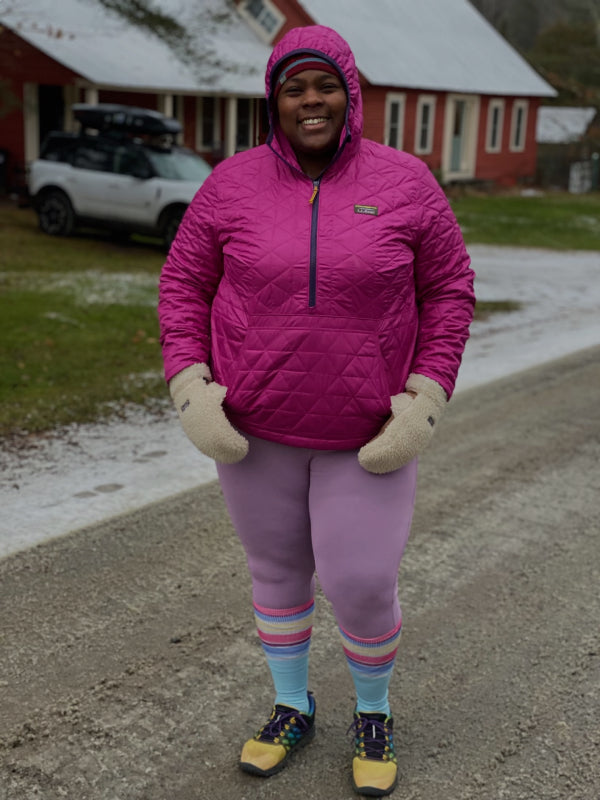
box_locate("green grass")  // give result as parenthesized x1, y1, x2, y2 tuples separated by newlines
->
(473, 300, 522, 320)
(0, 205, 166, 435)
(453, 191, 600, 250)
(1, 190, 598, 436)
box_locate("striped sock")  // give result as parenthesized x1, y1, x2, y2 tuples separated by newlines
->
(340, 618, 403, 716)
(254, 600, 315, 713)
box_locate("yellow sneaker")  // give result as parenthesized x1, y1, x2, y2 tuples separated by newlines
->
(350, 711, 398, 797)
(240, 693, 315, 777)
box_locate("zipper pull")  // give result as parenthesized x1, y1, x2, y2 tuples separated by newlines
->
(309, 181, 319, 204)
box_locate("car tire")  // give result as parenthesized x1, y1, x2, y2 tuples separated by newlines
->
(161, 207, 185, 250)
(37, 190, 75, 236)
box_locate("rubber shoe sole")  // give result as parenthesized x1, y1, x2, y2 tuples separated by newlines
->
(352, 771, 398, 797)
(240, 725, 316, 777)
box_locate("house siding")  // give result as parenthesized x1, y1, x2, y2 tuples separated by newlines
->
(269, 0, 545, 187)
(0, 1, 551, 195)
(476, 96, 540, 184)
(0, 28, 82, 192)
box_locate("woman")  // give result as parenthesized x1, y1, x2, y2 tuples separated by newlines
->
(159, 24, 475, 798)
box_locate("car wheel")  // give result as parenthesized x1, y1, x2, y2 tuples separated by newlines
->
(37, 190, 75, 236)
(161, 207, 184, 250)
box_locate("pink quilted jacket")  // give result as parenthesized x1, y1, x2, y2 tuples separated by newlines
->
(159, 25, 475, 450)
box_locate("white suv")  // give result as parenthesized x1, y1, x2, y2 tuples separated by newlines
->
(28, 104, 212, 248)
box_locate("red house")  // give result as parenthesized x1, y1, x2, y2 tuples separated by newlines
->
(242, 0, 557, 185)
(0, 0, 555, 196)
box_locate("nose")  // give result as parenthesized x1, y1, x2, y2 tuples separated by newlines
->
(302, 86, 324, 105)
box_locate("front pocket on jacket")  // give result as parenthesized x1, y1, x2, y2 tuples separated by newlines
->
(221, 315, 392, 423)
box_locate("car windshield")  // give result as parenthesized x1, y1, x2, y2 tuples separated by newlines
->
(145, 147, 212, 182)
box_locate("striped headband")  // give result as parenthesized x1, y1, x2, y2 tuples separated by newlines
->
(273, 55, 341, 97)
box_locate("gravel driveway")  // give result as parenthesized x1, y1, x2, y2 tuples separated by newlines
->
(1, 345, 598, 800)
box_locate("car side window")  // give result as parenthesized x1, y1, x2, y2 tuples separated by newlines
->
(114, 146, 152, 178)
(43, 145, 69, 162)
(72, 141, 115, 173)
(41, 136, 77, 162)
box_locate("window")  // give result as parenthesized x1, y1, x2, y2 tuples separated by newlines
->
(510, 100, 528, 152)
(486, 99, 504, 153)
(236, 98, 254, 151)
(72, 141, 115, 172)
(238, 0, 285, 42)
(385, 93, 405, 150)
(415, 95, 435, 154)
(114, 145, 152, 179)
(196, 96, 221, 152)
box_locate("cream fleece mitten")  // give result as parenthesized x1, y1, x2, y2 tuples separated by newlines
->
(358, 373, 447, 474)
(169, 363, 249, 464)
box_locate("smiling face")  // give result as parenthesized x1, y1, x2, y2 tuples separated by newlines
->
(276, 69, 347, 178)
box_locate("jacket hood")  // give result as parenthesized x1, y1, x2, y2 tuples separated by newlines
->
(265, 25, 363, 170)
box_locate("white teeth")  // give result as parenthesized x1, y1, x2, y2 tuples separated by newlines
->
(302, 118, 327, 126)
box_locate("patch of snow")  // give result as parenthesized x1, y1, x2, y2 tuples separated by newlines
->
(1, 245, 599, 560)
(456, 245, 600, 390)
(4, 269, 159, 306)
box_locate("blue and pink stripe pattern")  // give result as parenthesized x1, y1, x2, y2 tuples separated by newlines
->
(254, 600, 315, 659)
(340, 618, 403, 676)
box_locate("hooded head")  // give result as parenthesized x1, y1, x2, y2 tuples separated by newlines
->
(265, 26, 363, 170)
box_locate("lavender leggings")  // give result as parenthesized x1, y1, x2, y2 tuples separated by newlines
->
(217, 435, 418, 639)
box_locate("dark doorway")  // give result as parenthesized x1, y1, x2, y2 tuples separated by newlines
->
(38, 85, 65, 146)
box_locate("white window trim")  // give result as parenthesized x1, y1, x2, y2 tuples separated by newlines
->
(510, 100, 528, 153)
(237, 0, 285, 43)
(414, 94, 436, 155)
(157, 94, 184, 143)
(63, 85, 78, 132)
(486, 99, 505, 153)
(225, 97, 237, 159)
(385, 92, 406, 150)
(157, 94, 174, 119)
(23, 83, 39, 163)
(195, 96, 221, 153)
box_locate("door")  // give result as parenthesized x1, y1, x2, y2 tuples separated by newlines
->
(68, 140, 158, 223)
(442, 95, 480, 182)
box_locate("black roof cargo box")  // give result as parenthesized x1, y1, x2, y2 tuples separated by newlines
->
(72, 103, 182, 136)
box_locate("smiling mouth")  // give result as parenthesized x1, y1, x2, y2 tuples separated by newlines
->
(301, 117, 329, 127)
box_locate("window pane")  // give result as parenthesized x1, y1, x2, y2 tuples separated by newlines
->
(491, 107, 499, 148)
(246, 0, 263, 18)
(262, 10, 278, 31)
(453, 101, 465, 136)
(237, 98, 251, 149)
(72, 143, 113, 172)
(419, 104, 430, 151)
(202, 97, 215, 149)
(515, 108, 523, 146)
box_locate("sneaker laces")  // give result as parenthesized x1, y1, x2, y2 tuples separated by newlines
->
(257, 705, 311, 743)
(348, 713, 395, 761)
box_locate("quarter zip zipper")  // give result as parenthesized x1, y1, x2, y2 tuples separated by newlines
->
(308, 179, 320, 308)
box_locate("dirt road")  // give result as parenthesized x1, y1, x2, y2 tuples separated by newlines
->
(1, 346, 599, 800)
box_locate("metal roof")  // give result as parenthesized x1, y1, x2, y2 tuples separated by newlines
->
(0, 0, 270, 95)
(299, 0, 556, 97)
(536, 107, 597, 144)
(1, 0, 556, 98)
